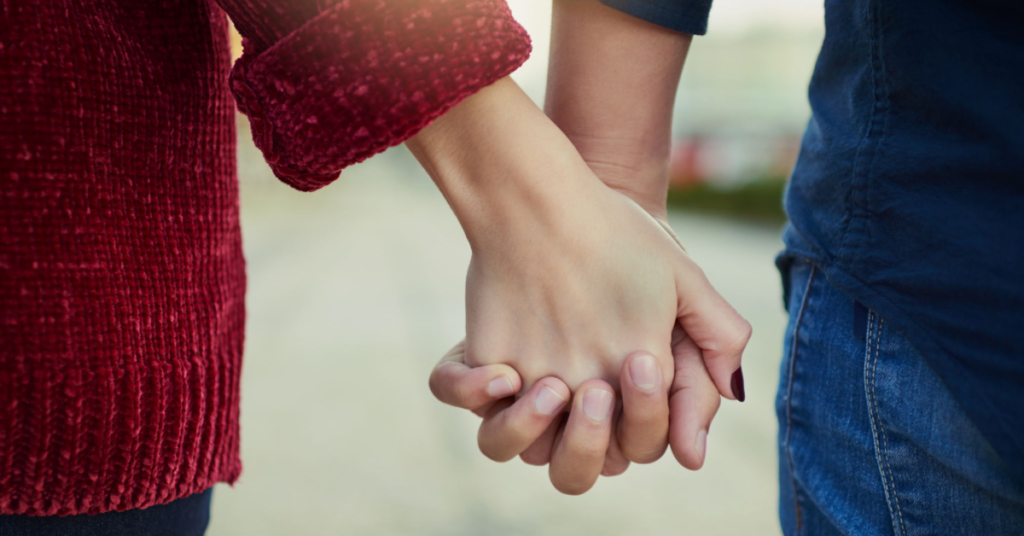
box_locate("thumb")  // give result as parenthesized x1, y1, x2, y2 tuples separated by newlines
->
(673, 257, 751, 401)
(667, 325, 721, 469)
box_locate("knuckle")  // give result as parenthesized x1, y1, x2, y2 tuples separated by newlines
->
(429, 377, 459, 406)
(710, 392, 722, 413)
(624, 398, 667, 420)
(569, 439, 607, 460)
(427, 373, 444, 401)
(429, 363, 467, 406)
(602, 462, 628, 477)
(722, 321, 752, 356)
(481, 449, 513, 463)
(520, 449, 551, 466)
(674, 450, 702, 471)
(552, 477, 593, 496)
(621, 417, 662, 444)
(739, 318, 753, 343)
(477, 438, 514, 463)
(449, 380, 475, 407)
(672, 360, 709, 391)
(622, 442, 668, 464)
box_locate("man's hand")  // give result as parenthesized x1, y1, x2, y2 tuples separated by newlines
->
(543, 0, 743, 476)
(409, 76, 747, 399)
(409, 75, 749, 494)
(429, 325, 722, 494)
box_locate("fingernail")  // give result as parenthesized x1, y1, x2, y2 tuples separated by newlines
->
(535, 386, 566, 416)
(582, 389, 613, 421)
(628, 353, 659, 392)
(731, 367, 746, 402)
(486, 376, 514, 398)
(696, 429, 707, 462)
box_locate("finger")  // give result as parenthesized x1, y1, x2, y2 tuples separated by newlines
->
(520, 417, 562, 466)
(478, 397, 512, 419)
(617, 351, 671, 463)
(471, 401, 498, 418)
(429, 340, 523, 409)
(667, 327, 721, 470)
(477, 377, 570, 462)
(602, 408, 630, 477)
(674, 258, 752, 401)
(549, 379, 615, 495)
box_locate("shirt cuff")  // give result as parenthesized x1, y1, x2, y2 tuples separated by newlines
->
(599, 0, 713, 36)
(228, 0, 531, 191)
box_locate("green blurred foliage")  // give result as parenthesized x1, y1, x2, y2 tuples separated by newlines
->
(667, 177, 788, 225)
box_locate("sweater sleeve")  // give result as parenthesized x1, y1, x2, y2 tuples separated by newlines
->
(215, 0, 532, 191)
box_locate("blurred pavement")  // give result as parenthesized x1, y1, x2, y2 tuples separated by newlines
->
(206, 139, 789, 536)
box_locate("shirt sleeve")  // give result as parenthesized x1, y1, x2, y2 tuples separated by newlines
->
(599, 0, 713, 36)
(215, 0, 532, 191)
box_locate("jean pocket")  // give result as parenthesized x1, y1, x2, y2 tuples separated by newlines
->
(863, 311, 1024, 535)
(776, 255, 813, 314)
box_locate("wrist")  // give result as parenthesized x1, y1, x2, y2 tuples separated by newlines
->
(407, 77, 596, 250)
(561, 132, 671, 220)
(544, 0, 690, 221)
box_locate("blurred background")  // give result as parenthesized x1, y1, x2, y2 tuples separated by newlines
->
(209, 1, 823, 534)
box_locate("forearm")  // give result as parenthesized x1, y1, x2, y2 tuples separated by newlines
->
(545, 0, 692, 218)
(407, 77, 596, 250)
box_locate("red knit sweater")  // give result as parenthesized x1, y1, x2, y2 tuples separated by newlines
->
(0, 0, 529, 516)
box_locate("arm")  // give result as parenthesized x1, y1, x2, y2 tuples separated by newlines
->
(545, 0, 746, 468)
(546, 0, 692, 221)
(216, 0, 530, 190)
(407, 76, 687, 395)
(409, 76, 749, 491)
(547, 0, 745, 416)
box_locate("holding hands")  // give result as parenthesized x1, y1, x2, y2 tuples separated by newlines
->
(406, 1, 750, 495)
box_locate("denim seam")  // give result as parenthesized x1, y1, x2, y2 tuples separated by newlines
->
(866, 315, 907, 536)
(784, 264, 817, 534)
(839, 0, 891, 270)
(855, 0, 891, 267)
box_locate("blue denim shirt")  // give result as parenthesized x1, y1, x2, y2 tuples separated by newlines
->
(605, 0, 1024, 479)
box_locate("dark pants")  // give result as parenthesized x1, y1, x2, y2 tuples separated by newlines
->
(0, 488, 212, 536)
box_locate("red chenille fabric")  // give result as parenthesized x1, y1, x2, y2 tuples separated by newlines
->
(0, 0, 530, 516)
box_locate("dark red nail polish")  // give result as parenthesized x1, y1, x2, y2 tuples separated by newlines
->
(731, 367, 746, 402)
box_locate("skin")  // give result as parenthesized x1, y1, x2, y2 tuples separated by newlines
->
(545, 0, 690, 222)
(407, 1, 751, 494)
(543, 0, 732, 473)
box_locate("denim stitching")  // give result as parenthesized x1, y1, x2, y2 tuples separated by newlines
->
(866, 316, 907, 535)
(784, 264, 817, 534)
(864, 314, 893, 528)
(839, 0, 891, 268)
(875, 320, 907, 535)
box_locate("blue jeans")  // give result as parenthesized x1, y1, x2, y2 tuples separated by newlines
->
(0, 488, 212, 536)
(776, 258, 1024, 535)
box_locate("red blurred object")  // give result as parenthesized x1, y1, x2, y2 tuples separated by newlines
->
(669, 137, 706, 188)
